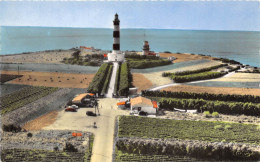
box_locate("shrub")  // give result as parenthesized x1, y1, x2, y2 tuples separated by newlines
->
(54, 146, 59, 151)
(3, 124, 22, 132)
(214, 125, 223, 130)
(127, 59, 171, 69)
(63, 143, 78, 152)
(118, 62, 131, 96)
(141, 90, 260, 103)
(125, 54, 159, 60)
(87, 63, 111, 94)
(212, 112, 219, 118)
(116, 138, 260, 161)
(157, 98, 260, 116)
(169, 72, 226, 83)
(101, 65, 113, 95)
(113, 64, 121, 95)
(27, 133, 33, 138)
(224, 125, 232, 130)
(174, 64, 227, 76)
(203, 111, 211, 118)
(220, 58, 241, 64)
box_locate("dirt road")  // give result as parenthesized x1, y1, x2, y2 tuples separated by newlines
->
(44, 98, 128, 162)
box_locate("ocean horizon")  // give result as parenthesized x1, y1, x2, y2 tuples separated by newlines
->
(1, 26, 260, 67)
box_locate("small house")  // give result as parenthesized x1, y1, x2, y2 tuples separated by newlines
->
(130, 96, 158, 115)
(72, 93, 95, 106)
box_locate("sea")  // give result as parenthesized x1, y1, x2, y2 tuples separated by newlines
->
(1, 26, 260, 67)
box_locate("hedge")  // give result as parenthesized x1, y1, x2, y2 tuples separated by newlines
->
(113, 64, 121, 95)
(101, 65, 113, 95)
(168, 72, 226, 83)
(172, 64, 227, 76)
(158, 98, 260, 116)
(116, 138, 260, 161)
(125, 54, 159, 60)
(142, 90, 260, 103)
(128, 59, 172, 69)
(118, 62, 131, 96)
(87, 63, 110, 94)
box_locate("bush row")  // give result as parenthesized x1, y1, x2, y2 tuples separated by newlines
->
(168, 72, 226, 83)
(101, 65, 113, 95)
(113, 64, 121, 95)
(128, 59, 172, 69)
(116, 138, 260, 161)
(2, 124, 22, 132)
(164, 64, 227, 76)
(220, 58, 242, 64)
(158, 98, 260, 116)
(125, 54, 159, 60)
(118, 62, 131, 96)
(227, 65, 240, 72)
(142, 90, 260, 103)
(87, 63, 110, 94)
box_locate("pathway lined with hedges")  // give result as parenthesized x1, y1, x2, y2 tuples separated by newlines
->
(106, 62, 119, 98)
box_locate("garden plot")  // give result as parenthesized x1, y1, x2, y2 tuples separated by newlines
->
(1, 130, 92, 162)
(1, 70, 95, 88)
(162, 85, 260, 96)
(118, 116, 260, 145)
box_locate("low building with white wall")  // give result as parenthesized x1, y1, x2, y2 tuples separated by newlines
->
(130, 96, 158, 115)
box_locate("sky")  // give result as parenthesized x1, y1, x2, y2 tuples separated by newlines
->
(0, 1, 260, 31)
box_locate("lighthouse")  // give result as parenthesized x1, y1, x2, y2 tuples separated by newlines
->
(108, 13, 125, 62)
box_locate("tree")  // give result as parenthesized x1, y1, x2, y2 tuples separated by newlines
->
(72, 50, 81, 60)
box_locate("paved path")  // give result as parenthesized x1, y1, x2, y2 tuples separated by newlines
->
(44, 98, 128, 162)
(106, 62, 119, 98)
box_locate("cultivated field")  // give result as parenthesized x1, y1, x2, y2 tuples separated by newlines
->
(1, 70, 95, 88)
(162, 85, 260, 96)
(23, 111, 59, 131)
(118, 116, 260, 145)
(0, 86, 58, 115)
(1, 130, 92, 161)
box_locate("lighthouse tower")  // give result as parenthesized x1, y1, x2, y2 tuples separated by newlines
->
(108, 13, 125, 62)
(142, 41, 150, 55)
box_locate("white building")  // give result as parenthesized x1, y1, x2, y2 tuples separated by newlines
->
(130, 96, 158, 115)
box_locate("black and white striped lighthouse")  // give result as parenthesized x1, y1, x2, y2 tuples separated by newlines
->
(108, 13, 125, 62)
(113, 13, 120, 52)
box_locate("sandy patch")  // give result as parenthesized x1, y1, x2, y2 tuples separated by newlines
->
(0, 50, 74, 64)
(132, 73, 153, 92)
(211, 73, 260, 82)
(142, 60, 222, 87)
(1, 70, 95, 88)
(22, 111, 58, 131)
(159, 53, 215, 63)
(162, 85, 260, 96)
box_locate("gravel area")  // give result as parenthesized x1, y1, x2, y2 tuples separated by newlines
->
(158, 110, 260, 125)
(1, 88, 85, 126)
(1, 130, 91, 152)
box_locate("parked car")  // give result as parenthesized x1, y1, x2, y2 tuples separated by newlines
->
(65, 107, 77, 112)
(86, 111, 96, 116)
(71, 105, 79, 109)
